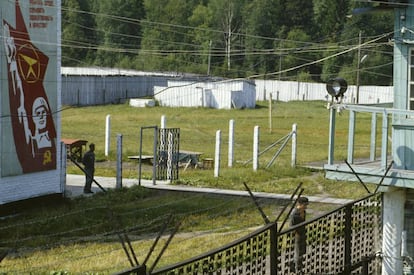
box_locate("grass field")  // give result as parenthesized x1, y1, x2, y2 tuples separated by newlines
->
(62, 100, 377, 198)
(62, 100, 350, 164)
(0, 101, 380, 273)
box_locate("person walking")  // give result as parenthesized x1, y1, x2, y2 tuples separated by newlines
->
(82, 143, 95, 194)
(290, 196, 309, 274)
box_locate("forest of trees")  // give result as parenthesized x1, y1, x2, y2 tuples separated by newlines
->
(61, 0, 395, 85)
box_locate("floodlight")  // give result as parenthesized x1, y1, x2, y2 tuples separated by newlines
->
(326, 77, 348, 103)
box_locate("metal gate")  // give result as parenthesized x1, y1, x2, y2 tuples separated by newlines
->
(156, 128, 180, 180)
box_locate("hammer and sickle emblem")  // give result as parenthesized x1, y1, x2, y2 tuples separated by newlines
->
(43, 150, 52, 165)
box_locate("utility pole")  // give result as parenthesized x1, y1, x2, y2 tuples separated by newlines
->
(227, 22, 231, 70)
(207, 40, 212, 76)
(356, 31, 362, 104)
(225, 3, 234, 71)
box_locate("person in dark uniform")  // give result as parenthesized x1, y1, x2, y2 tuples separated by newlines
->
(82, 143, 95, 194)
(290, 196, 309, 273)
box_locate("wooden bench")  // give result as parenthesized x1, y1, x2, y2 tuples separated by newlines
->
(178, 150, 203, 167)
(128, 155, 154, 165)
(128, 150, 203, 167)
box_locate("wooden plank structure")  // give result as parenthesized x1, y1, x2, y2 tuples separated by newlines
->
(128, 151, 203, 167)
(324, 104, 414, 188)
(128, 155, 154, 164)
(177, 150, 203, 167)
(324, 1, 414, 273)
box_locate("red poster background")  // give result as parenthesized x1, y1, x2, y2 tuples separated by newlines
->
(3, 0, 56, 173)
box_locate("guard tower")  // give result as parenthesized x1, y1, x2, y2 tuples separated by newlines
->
(324, 1, 414, 274)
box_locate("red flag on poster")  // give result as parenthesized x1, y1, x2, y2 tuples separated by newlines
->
(3, 0, 56, 173)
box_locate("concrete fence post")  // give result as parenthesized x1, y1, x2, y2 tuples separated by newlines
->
(105, 114, 111, 157)
(291, 123, 297, 168)
(253, 126, 260, 171)
(60, 141, 67, 193)
(161, 115, 166, 129)
(116, 134, 122, 189)
(214, 130, 221, 177)
(228, 119, 234, 167)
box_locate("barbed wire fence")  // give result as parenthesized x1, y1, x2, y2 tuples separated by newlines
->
(0, 185, 286, 273)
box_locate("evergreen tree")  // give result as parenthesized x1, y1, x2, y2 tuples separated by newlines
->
(314, 0, 350, 41)
(94, 0, 145, 67)
(62, 0, 96, 66)
(243, 0, 280, 76)
(139, 0, 199, 72)
(281, 29, 317, 80)
(338, 9, 394, 85)
(207, 0, 246, 76)
(188, 4, 214, 74)
(279, 0, 314, 36)
(60, 0, 395, 84)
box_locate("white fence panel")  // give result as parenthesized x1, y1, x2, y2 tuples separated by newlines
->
(155, 80, 256, 109)
(62, 72, 394, 106)
(255, 80, 393, 104)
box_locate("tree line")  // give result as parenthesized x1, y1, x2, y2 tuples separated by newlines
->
(62, 0, 394, 85)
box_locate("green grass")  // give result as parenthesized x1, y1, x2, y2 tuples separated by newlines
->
(63, 100, 378, 198)
(0, 185, 337, 274)
(63, 100, 351, 163)
(0, 101, 379, 273)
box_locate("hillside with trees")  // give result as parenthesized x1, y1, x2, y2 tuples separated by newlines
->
(62, 0, 394, 85)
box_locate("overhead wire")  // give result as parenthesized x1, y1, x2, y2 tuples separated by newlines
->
(0, 3, 397, 272)
(3, 0, 387, 84)
(59, 4, 394, 65)
(57, 11, 396, 83)
(1, 190, 269, 272)
(247, 31, 394, 79)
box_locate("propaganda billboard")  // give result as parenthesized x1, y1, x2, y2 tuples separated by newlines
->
(1, 0, 58, 176)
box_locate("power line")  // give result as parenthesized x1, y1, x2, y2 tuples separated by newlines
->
(247, 32, 394, 79)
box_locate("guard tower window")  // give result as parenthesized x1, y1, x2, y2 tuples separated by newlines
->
(409, 48, 414, 110)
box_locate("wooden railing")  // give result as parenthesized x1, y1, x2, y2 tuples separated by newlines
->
(145, 193, 382, 275)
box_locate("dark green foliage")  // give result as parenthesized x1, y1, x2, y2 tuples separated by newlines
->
(61, 0, 394, 84)
(62, 0, 97, 65)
